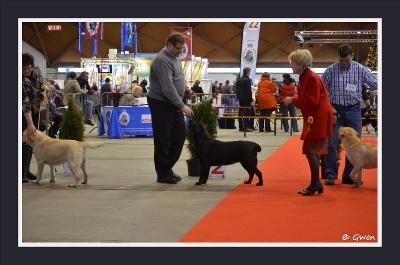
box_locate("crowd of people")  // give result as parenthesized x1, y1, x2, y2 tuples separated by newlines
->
(22, 40, 377, 196)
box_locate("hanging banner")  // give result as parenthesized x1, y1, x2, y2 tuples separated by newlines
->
(92, 39, 97, 57)
(121, 22, 125, 53)
(239, 22, 261, 83)
(83, 22, 103, 39)
(78, 22, 82, 55)
(133, 22, 138, 56)
(124, 22, 133, 47)
(169, 28, 192, 61)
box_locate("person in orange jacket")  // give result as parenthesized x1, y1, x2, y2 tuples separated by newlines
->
(256, 72, 277, 132)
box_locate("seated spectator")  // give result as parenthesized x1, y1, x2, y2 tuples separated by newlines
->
(101, 77, 112, 105)
(40, 86, 65, 138)
(90, 81, 99, 94)
(140, 79, 148, 93)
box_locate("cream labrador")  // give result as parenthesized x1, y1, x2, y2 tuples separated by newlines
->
(338, 126, 378, 187)
(22, 130, 105, 187)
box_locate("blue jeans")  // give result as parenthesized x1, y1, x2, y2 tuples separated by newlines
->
(84, 100, 93, 121)
(279, 102, 298, 132)
(325, 103, 362, 179)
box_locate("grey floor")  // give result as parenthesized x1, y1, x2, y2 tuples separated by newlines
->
(21, 118, 312, 246)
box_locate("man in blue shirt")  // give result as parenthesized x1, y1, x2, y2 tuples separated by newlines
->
(322, 44, 377, 185)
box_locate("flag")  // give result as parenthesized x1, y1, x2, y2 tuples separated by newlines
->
(124, 22, 133, 47)
(84, 22, 103, 39)
(78, 22, 82, 54)
(239, 22, 261, 82)
(170, 28, 192, 61)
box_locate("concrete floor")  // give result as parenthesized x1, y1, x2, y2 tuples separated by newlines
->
(21, 118, 307, 246)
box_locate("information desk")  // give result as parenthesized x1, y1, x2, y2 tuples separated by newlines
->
(98, 106, 153, 138)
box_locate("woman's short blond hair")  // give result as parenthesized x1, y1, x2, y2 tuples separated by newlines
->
(288, 49, 313, 68)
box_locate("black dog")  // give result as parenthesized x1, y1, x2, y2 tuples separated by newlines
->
(188, 120, 263, 186)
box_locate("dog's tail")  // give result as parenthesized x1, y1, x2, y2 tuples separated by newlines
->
(80, 141, 105, 149)
(254, 143, 262, 152)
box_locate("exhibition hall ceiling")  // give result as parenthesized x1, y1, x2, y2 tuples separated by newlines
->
(22, 21, 378, 69)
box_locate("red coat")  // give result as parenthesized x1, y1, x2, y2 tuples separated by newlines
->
(257, 77, 277, 110)
(278, 82, 296, 103)
(292, 68, 333, 140)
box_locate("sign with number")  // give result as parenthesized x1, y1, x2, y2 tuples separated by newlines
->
(47, 25, 62, 31)
(209, 165, 226, 179)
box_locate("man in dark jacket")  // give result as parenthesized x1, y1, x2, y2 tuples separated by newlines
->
(236, 67, 254, 132)
(76, 71, 94, 125)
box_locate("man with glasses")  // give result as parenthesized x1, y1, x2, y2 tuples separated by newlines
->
(147, 33, 194, 184)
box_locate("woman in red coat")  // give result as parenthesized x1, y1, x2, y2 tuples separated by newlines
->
(284, 49, 333, 195)
(256, 72, 277, 132)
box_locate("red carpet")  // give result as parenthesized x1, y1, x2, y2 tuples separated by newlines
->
(179, 135, 379, 244)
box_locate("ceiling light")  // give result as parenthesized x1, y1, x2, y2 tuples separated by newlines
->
(293, 34, 304, 47)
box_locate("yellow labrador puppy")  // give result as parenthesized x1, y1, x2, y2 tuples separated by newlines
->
(22, 130, 104, 187)
(338, 126, 378, 187)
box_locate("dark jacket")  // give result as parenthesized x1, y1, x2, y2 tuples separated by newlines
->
(76, 76, 90, 91)
(236, 75, 253, 106)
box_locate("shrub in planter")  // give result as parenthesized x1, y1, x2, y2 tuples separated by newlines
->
(186, 96, 219, 176)
(59, 98, 85, 141)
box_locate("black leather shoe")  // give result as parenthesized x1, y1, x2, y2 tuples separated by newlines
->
(157, 175, 178, 184)
(86, 120, 95, 126)
(325, 177, 335, 185)
(26, 171, 37, 180)
(298, 184, 323, 195)
(265, 129, 273, 132)
(169, 170, 182, 181)
(22, 176, 30, 183)
(244, 128, 253, 132)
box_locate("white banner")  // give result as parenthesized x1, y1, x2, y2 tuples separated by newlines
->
(240, 22, 261, 84)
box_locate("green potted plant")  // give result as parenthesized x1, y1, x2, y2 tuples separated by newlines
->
(59, 98, 86, 141)
(58, 98, 86, 174)
(186, 95, 219, 176)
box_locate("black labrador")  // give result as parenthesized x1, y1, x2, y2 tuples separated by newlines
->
(188, 120, 263, 186)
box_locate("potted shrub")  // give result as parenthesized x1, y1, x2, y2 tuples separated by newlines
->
(58, 98, 86, 174)
(186, 95, 219, 176)
(59, 98, 85, 141)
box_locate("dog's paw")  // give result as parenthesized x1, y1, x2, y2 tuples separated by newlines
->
(50, 179, 55, 183)
(68, 184, 77, 187)
(33, 181, 40, 184)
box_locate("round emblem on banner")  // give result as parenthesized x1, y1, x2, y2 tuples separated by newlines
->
(119, 110, 130, 125)
(177, 43, 189, 60)
(242, 43, 256, 65)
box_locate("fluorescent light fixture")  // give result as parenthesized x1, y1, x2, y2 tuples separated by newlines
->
(207, 68, 327, 74)
(57, 67, 84, 73)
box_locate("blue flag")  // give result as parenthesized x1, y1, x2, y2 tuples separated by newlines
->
(124, 22, 133, 47)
